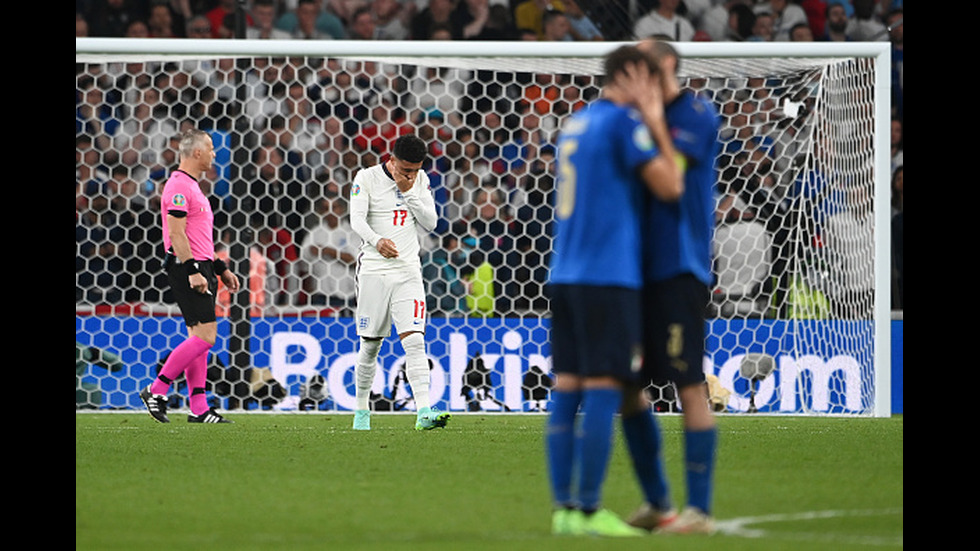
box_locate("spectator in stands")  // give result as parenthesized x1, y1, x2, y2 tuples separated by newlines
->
(77, 12, 91, 36)
(247, 0, 292, 39)
(220, 222, 278, 315)
(697, 0, 745, 41)
(890, 164, 903, 216)
(846, 0, 886, 41)
(762, 0, 809, 41)
(76, 134, 108, 198)
(371, 0, 411, 39)
(76, 192, 132, 303)
(562, 0, 603, 41)
(253, 215, 301, 307)
(184, 14, 213, 38)
(276, 0, 347, 38)
(451, 0, 492, 40)
(76, 77, 120, 156)
(147, 1, 180, 38)
(516, 27, 538, 40)
(299, 196, 358, 311)
(632, 0, 695, 41)
(506, 153, 554, 312)
(494, 109, 551, 181)
(427, 22, 454, 40)
(287, 0, 337, 39)
(462, 185, 514, 271)
(206, 0, 252, 38)
(725, 1, 757, 41)
(114, 86, 178, 178)
(354, 100, 413, 154)
(87, 0, 145, 37)
(106, 165, 148, 222)
(541, 8, 572, 41)
(820, 0, 849, 41)
(411, 0, 455, 40)
(789, 22, 814, 41)
(748, 10, 774, 41)
(800, 0, 827, 39)
(467, 3, 518, 40)
(421, 233, 474, 316)
(306, 114, 347, 182)
(229, 143, 305, 235)
(325, 0, 368, 25)
(347, 6, 378, 38)
(513, 0, 564, 40)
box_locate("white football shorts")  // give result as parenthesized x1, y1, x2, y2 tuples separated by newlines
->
(355, 270, 427, 338)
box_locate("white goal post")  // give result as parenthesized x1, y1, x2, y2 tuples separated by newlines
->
(75, 38, 892, 417)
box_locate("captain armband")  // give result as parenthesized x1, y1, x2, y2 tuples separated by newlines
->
(674, 152, 688, 174)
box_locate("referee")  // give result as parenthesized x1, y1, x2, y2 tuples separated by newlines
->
(139, 129, 240, 424)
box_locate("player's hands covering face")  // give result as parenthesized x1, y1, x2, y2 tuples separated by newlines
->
(389, 157, 422, 193)
(619, 60, 664, 121)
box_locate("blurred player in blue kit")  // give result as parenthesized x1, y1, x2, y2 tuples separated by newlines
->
(546, 44, 684, 537)
(620, 37, 723, 535)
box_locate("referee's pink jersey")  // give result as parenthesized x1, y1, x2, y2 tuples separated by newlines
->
(160, 170, 214, 261)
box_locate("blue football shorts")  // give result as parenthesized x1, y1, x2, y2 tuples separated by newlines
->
(549, 283, 644, 384)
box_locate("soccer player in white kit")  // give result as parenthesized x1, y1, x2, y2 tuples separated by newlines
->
(348, 134, 450, 431)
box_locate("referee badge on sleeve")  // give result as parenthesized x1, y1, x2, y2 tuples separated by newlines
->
(173, 193, 186, 207)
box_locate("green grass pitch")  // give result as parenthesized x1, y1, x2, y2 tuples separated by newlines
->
(76, 413, 902, 551)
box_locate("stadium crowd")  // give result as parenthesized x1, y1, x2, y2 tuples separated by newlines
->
(76, 0, 905, 316)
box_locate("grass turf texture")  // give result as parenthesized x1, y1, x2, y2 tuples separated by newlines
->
(76, 413, 902, 551)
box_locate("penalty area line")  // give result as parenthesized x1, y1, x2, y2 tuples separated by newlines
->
(715, 508, 903, 547)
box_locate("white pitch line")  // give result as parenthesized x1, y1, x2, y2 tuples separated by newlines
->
(715, 508, 903, 547)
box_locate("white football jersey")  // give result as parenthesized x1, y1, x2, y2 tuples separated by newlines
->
(349, 163, 438, 275)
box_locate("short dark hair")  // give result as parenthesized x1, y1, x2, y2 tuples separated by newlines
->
(392, 134, 427, 163)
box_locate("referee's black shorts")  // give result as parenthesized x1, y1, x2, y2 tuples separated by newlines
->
(166, 256, 218, 326)
(642, 274, 710, 389)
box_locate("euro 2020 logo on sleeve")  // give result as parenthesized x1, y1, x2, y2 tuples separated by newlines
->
(173, 193, 186, 207)
(632, 125, 654, 152)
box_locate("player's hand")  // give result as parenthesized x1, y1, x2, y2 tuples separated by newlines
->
(392, 170, 415, 193)
(189, 272, 209, 294)
(376, 238, 399, 258)
(620, 60, 663, 118)
(221, 270, 241, 293)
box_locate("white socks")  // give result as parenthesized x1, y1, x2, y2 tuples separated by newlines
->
(354, 334, 430, 411)
(401, 332, 430, 411)
(355, 338, 382, 411)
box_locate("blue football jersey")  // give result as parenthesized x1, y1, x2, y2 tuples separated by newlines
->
(644, 91, 722, 286)
(549, 99, 660, 288)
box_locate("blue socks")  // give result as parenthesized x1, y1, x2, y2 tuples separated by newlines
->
(576, 388, 622, 512)
(550, 388, 705, 516)
(546, 389, 581, 507)
(684, 427, 717, 515)
(622, 408, 672, 511)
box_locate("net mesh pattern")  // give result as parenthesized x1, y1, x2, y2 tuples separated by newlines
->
(76, 46, 880, 415)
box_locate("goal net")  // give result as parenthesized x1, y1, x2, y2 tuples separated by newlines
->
(75, 39, 892, 416)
